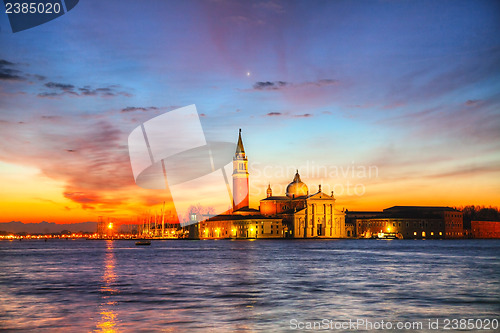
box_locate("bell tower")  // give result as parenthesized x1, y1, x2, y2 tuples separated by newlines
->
(267, 184, 272, 198)
(233, 129, 249, 211)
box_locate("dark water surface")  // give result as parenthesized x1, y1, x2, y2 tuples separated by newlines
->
(0, 239, 499, 332)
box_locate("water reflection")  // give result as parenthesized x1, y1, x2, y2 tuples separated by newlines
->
(1, 240, 498, 332)
(94, 240, 119, 333)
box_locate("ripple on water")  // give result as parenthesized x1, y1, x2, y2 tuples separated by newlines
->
(0, 239, 499, 332)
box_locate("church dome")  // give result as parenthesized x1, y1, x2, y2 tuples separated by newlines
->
(286, 171, 308, 198)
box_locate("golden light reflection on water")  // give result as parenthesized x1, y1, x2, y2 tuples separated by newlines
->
(94, 240, 119, 333)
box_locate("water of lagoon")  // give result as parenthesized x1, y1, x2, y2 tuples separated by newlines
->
(0, 239, 499, 332)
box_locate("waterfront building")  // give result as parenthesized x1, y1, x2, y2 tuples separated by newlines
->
(189, 211, 284, 239)
(470, 221, 500, 238)
(346, 206, 464, 239)
(189, 130, 347, 239)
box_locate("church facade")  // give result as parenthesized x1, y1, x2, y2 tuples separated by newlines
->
(260, 173, 346, 238)
(188, 130, 347, 239)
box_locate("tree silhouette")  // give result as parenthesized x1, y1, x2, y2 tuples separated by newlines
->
(458, 205, 500, 229)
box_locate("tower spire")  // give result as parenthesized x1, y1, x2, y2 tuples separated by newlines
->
(235, 128, 245, 156)
(233, 129, 249, 211)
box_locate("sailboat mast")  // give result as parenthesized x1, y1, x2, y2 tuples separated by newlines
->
(161, 201, 165, 238)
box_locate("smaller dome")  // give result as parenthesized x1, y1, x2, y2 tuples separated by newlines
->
(286, 171, 308, 198)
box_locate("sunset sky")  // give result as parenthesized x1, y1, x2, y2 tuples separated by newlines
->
(0, 0, 499, 224)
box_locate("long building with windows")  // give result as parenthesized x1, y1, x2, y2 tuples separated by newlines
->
(346, 206, 464, 239)
(188, 130, 347, 239)
(470, 221, 500, 238)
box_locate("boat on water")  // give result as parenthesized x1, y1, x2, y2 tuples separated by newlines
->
(135, 240, 151, 246)
(373, 232, 402, 239)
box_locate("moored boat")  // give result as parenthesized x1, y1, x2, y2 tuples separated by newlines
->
(373, 232, 402, 239)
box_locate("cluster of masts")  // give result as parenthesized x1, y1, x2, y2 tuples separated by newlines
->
(137, 202, 179, 238)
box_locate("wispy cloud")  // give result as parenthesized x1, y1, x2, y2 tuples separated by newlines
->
(264, 111, 313, 118)
(45, 82, 75, 90)
(0, 59, 25, 81)
(250, 79, 338, 91)
(380, 93, 500, 146)
(386, 47, 500, 104)
(63, 191, 100, 204)
(465, 99, 481, 107)
(227, 15, 265, 25)
(121, 106, 159, 113)
(40, 115, 64, 122)
(0, 59, 47, 82)
(253, 81, 288, 90)
(0, 115, 158, 212)
(79, 85, 131, 97)
(253, 0, 285, 14)
(1, 59, 132, 100)
(38, 82, 132, 98)
(427, 163, 500, 179)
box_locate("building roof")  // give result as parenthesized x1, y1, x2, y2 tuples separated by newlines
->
(204, 213, 280, 222)
(286, 170, 308, 198)
(346, 211, 385, 217)
(260, 195, 307, 201)
(232, 207, 261, 215)
(383, 206, 459, 212)
(261, 196, 291, 201)
(346, 206, 461, 220)
(383, 206, 460, 218)
(307, 191, 335, 200)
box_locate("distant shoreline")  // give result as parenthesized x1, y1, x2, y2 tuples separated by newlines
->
(75, 237, 493, 241)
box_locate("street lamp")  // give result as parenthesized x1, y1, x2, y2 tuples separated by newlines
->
(107, 222, 114, 239)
